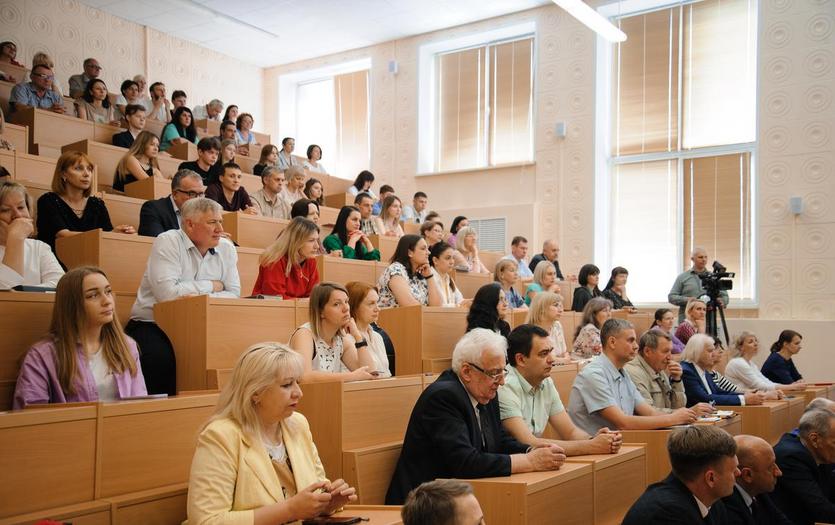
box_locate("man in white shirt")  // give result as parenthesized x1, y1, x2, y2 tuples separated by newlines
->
(401, 192, 428, 223)
(143, 81, 172, 123)
(192, 99, 224, 122)
(125, 198, 240, 395)
(502, 236, 534, 282)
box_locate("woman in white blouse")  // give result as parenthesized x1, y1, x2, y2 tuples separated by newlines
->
(0, 182, 63, 289)
(303, 144, 327, 174)
(525, 291, 571, 363)
(429, 241, 468, 308)
(346, 281, 392, 378)
(373, 195, 405, 238)
(724, 331, 805, 393)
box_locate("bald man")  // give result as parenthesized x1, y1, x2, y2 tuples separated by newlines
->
(529, 239, 565, 280)
(722, 435, 791, 525)
(668, 246, 730, 321)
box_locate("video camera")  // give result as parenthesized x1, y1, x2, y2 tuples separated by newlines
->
(699, 260, 734, 303)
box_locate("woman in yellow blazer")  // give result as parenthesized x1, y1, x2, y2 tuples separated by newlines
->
(187, 343, 357, 524)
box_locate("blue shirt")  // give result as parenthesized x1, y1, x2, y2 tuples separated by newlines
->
(10, 82, 64, 113)
(567, 353, 645, 435)
(502, 254, 533, 279)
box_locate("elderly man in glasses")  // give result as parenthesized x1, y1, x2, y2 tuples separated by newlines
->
(385, 328, 566, 505)
(68, 57, 102, 99)
(138, 169, 206, 237)
(9, 64, 65, 114)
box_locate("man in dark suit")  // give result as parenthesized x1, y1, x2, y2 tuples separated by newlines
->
(623, 425, 737, 524)
(111, 104, 146, 149)
(723, 435, 792, 525)
(138, 169, 205, 237)
(528, 239, 569, 280)
(385, 328, 566, 505)
(772, 408, 835, 525)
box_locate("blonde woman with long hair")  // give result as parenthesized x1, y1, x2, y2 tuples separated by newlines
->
(13, 266, 146, 408)
(373, 194, 405, 238)
(724, 331, 803, 394)
(113, 130, 163, 192)
(525, 291, 570, 362)
(494, 258, 526, 309)
(187, 343, 357, 523)
(252, 217, 320, 298)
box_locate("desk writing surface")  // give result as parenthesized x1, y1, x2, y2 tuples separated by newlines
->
(331, 506, 403, 525)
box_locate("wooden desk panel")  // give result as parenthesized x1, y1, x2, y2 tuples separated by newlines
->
(240, 173, 261, 194)
(454, 271, 492, 299)
(237, 246, 260, 296)
(802, 386, 829, 405)
(0, 148, 14, 177)
(92, 123, 125, 144)
(10, 107, 95, 153)
(716, 402, 788, 444)
(316, 255, 377, 287)
(319, 206, 339, 227)
(125, 175, 170, 201)
(343, 441, 402, 505)
(102, 193, 143, 228)
(783, 396, 804, 430)
(2, 122, 28, 153)
(195, 119, 220, 136)
(3, 499, 112, 525)
(15, 151, 56, 186)
(331, 506, 403, 525)
(222, 212, 287, 249)
(377, 306, 467, 375)
(57, 230, 153, 293)
(550, 363, 579, 406)
(325, 193, 353, 208)
(105, 483, 188, 525)
(157, 155, 182, 179)
(167, 141, 197, 161)
(369, 235, 398, 263)
(0, 63, 28, 85)
(479, 251, 504, 274)
(252, 131, 271, 146)
(0, 79, 12, 116)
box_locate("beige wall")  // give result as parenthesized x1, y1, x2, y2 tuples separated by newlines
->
(0, 1, 263, 124)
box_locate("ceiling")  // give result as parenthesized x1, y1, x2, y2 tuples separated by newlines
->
(80, 0, 553, 68)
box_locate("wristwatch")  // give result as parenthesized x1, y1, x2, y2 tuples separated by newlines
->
(355, 339, 368, 349)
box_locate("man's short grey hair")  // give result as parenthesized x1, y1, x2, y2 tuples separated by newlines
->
(799, 409, 835, 439)
(600, 318, 633, 348)
(691, 246, 707, 257)
(805, 397, 835, 414)
(209, 98, 224, 108)
(639, 329, 671, 354)
(451, 328, 507, 374)
(181, 197, 221, 221)
(543, 239, 557, 250)
(171, 169, 203, 192)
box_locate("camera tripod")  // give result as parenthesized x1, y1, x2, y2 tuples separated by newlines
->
(705, 296, 730, 346)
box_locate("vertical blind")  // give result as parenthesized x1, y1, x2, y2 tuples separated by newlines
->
(334, 70, 370, 180)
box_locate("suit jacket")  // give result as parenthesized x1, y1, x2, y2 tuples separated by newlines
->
(681, 361, 742, 406)
(384, 369, 529, 504)
(622, 473, 729, 525)
(772, 431, 835, 525)
(138, 196, 179, 237)
(111, 130, 134, 149)
(723, 485, 792, 525)
(186, 414, 327, 525)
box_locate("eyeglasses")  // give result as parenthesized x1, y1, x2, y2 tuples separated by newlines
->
(87, 64, 102, 70)
(32, 72, 54, 80)
(467, 362, 509, 382)
(174, 189, 205, 198)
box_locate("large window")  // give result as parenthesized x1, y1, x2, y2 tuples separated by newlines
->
(606, 0, 757, 304)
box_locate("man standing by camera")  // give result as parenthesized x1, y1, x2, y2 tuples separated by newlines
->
(669, 247, 730, 322)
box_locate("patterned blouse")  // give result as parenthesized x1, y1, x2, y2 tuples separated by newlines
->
(571, 323, 602, 360)
(377, 262, 429, 308)
(292, 322, 346, 373)
(550, 321, 568, 357)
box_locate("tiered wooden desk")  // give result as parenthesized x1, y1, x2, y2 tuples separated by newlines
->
(550, 362, 580, 405)
(222, 212, 287, 249)
(454, 270, 492, 298)
(377, 305, 468, 375)
(316, 255, 378, 287)
(13, 151, 57, 185)
(369, 234, 399, 263)
(319, 205, 339, 226)
(324, 192, 354, 208)
(784, 395, 805, 429)
(330, 506, 403, 525)
(11, 107, 94, 154)
(166, 141, 197, 161)
(124, 175, 171, 201)
(716, 401, 789, 445)
(0, 121, 28, 152)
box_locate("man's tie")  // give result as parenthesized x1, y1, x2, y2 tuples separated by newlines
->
(477, 405, 495, 452)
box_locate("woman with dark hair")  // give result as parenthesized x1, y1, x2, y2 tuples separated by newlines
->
(377, 234, 442, 308)
(114, 79, 141, 118)
(235, 113, 257, 149)
(421, 220, 444, 249)
(761, 330, 805, 385)
(602, 266, 635, 310)
(304, 144, 326, 174)
(277, 137, 296, 170)
(430, 241, 465, 307)
(466, 282, 511, 338)
(571, 263, 602, 312)
(303, 178, 324, 206)
(650, 308, 685, 354)
(221, 104, 238, 124)
(447, 216, 469, 248)
(76, 79, 119, 125)
(322, 206, 380, 261)
(160, 106, 197, 152)
(348, 170, 377, 200)
(252, 144, 278, 176)
(571, 297, 612, 360)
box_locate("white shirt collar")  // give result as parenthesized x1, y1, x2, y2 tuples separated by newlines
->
(735, 483, 754, 509)
(693, 363, 712, 392)
(693, 495, 711, 518)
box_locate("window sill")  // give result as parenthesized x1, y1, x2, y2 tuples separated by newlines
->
(416, 161, 536, 178)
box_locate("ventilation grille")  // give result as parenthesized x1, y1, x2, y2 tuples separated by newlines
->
(469, 217, 506, 252)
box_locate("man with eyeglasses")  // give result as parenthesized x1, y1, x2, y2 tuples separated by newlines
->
(386, 328, 566, 505)
(9, 64, 65, 114)
(138, 169, 206, 237)
(68, 58, 102, 99)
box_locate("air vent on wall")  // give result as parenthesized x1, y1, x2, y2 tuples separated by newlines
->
(469, 217, 506, 252)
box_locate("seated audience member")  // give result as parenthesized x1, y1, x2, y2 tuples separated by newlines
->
(31, 52, 62, 96)
(303, 144, 326, 174)
(466, 283, 511, 338)
(772, 408, 835, 525)
(346, 281, 392, 377)
(253, 217, 319, 298)
(602, 266, 636, 310)
(725, 331, 806, 394)
(114, 79, 142, 119)
(386, 328, 565, 504)
(348, 170, 376, 199)
(191, 98, 223, 122)
(568, 318, 697, 435)
(624, 331, 713, 415)
(221, 104, 238, 124)
(651, 308, 685, 354)
(160, 106, 198, 152)
(674, 297, 707, 345)
(500, 324, 622, 454)
(377, 234, 442, 307)
(177, 136, 220, 185)
(571, 297, 612, 360)
(681, 334, 766, 407)
(126, 198, 239, 394)
(250, 167, 290, 219)
(502, 236, 533, 282)
(494, 259, 526, 309)
(761, 330, 805, 386)
(420, 220, 444, 249)
(424, 210, 441, 223)
(373, 194, 405, 238)
(112, 104, 146, 149)
(571, 263, 602, 312)
(113, 131, 162, 192)
(75, 78, 119, 125)
(13, 266, 146, 408)
(288, 282, 377, 381)
(525, 260, 560, 306)
(430, 241, 465, 307)
(143, 81, 171, 122)
(186, 343, 357, 524)
(210, 138, 237, 182)
(138, 169, 205, 237)
(372, 184, 393, 215)
(279, 166, 306, 207)
(401, 191, 428, 223)
(235, 113, 256, 151)
(133, 74, 149, 102)
(622, 425, 736, 524)
(710, 338, 778, 401)
(447, 216, 468, 248)
(528, 239, 567, 279)
(723, 435, 792, 525)
(277, 137, 297, 170)
(171, 89, 187, 109)
(525, 292, 569, 361)
(0, 182, 63, 289)
(453, 226, 488, 273)
(10, 64, 65, 114)
(37, 152, 135, 255)
(253, 144, 278, 176)
(401, 480, 482, 525)
(68, 57, 101, 99)
(219, 119, 236, 142)
(205, 162, 257, 214)
(303, 178, 324, 206)
(0, 41, 23, 67)
(290, 199, 329, 256)
(355, 192, 381, 235)
(323, 206, 380, 261)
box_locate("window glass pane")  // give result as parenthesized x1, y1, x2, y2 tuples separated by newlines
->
(296, 78, 336, 174)
(490, 38, 533, 165)
(334, 70, 370, 179)
(437, 47, 485, 171)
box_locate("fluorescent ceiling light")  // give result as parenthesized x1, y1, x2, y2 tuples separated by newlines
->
(551, 0, 627, 42)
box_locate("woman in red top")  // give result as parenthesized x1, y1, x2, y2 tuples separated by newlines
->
(252, 217, 320, 298)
